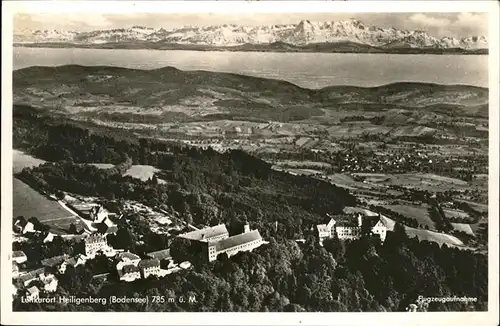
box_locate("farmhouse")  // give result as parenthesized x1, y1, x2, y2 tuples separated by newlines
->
(207, 225, 264, 262)
(138, 259, 161, 279)
(179, 224, 229, 243)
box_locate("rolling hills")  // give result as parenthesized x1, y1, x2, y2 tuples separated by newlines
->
(13, 65, 489, 125)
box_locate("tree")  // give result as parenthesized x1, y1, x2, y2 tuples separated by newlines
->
(170, 237, 193, 263)
(113, 227, 136, 251)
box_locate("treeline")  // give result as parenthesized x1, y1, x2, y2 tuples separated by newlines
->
(13, 230, 488, 312)
(427, 199, 453, 233)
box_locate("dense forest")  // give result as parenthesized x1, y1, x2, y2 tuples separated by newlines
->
(14, 105, 356, 240)
(12, 105, 488, 312)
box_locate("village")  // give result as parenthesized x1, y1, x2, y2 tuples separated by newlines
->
(10, 184, 395, 303)
(10, 190, 274, 302)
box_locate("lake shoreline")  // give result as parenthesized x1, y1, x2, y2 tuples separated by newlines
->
(13, 43, 488, 55)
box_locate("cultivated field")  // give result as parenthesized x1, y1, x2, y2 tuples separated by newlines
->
(360, 173, 471, 193)
(404, 227, 464, 247)
(13, 149, 82, 234)
(124, 165, 162, 181)
(451, 223, 475, 236)
(13, 178, 82, 234)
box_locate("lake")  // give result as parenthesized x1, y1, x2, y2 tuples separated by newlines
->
(13, 47, 488, 89)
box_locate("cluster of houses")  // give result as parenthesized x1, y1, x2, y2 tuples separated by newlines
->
(11, 196, 270, 303)
(316, 212, 388, 246)
(11, 205, 122, 299)
(179, 222, 266, 262)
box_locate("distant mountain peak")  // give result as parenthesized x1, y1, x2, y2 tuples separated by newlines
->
(14, 20, 488, 50)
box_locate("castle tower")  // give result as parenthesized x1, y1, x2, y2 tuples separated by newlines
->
(244, 222, 251, 233)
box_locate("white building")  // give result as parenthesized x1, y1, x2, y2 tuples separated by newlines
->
(207, 225, 264, 262)
(138, 259, 161, 279)
(316, 213, 388, 244)
(85, 233, 108, 258)
(317, 218, 336, 245)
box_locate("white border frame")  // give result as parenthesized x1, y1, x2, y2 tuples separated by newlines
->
(2, 2, 499, 325)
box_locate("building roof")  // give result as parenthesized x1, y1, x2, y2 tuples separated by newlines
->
(335, 216, 360, 227)
(65, 254, 87, 267)
(179, 224, 228, 242)
(117, 251, 141, 261)
(214, 230, 262, 252)
(105, 225, 118, 234)
(317, 224, 329, 233)
(138, 259, 160, 269)
(146, 249, 171, 261)
(18, 268, 46, 283)
(122, 265, 140, 274)
(41, 254, 69, 267)
(90, 205, 106, 215)
(26, 286, 39, 295)
(12, 251, 27, 258)
(364, 216, 385, 229)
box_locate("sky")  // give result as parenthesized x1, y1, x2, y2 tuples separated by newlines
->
(14, 12, 488, 38)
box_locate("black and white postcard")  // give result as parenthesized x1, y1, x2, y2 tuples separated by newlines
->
(1, 1, 499, 325)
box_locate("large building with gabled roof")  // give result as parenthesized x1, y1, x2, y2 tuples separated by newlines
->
(179, 224, 229, 243)
(207, 227, 264, 262)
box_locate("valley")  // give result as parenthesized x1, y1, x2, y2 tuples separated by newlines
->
(12, 65, 489, 252)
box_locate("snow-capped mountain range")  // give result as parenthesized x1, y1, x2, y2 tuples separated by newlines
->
(14, 20, 488, 50)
